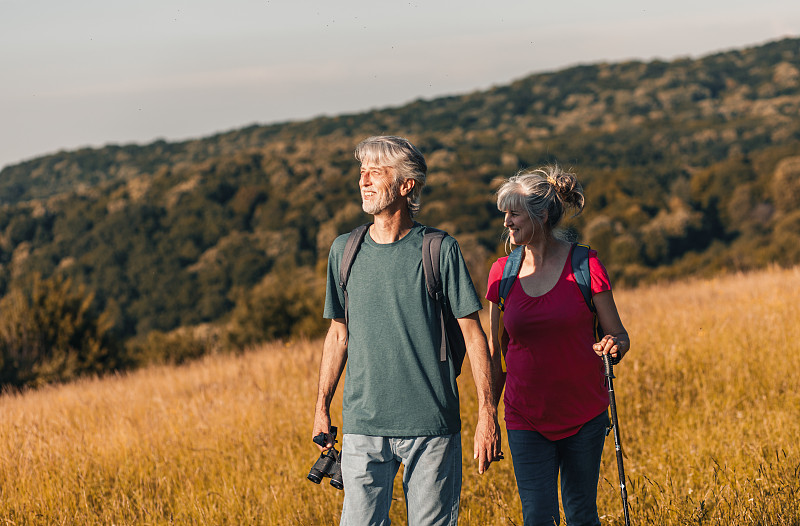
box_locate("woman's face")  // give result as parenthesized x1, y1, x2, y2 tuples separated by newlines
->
(504, 208, 534, 246)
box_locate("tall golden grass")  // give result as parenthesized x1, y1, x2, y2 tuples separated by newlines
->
(1, 265, 799, 525)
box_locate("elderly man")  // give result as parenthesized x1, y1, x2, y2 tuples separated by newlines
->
(312, 135, 502, 525)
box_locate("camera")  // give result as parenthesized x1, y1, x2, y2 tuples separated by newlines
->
(307, 426, 343, 490)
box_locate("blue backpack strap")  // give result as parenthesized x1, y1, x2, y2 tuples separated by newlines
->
(571, 242, 603, 341)
(422, 227, 447, 362)
(498, 246, 524, 311)
(571, 243, 594, 314)
(340, 223, 371, 342)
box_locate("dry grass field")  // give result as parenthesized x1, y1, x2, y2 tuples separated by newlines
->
(1, 265, 799, 525)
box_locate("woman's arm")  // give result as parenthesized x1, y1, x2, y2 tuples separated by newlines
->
(592, 290, 630, 362)
(488, 302, 507, 397)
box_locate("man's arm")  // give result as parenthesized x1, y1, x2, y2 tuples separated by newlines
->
(312, 318, 348, 450)
(458, 312, 502, 474)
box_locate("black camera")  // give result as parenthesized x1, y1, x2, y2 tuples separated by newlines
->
(307, 426, 343, 490)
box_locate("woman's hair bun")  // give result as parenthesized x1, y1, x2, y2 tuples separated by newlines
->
(546, 166, 585, 212)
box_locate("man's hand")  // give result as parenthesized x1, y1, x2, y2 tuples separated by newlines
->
(312, 410, 334, 451)
(458, 312, 503, 474)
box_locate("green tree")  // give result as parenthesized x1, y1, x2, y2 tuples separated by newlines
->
(224, 266, 327, 350)
(0, 274, 117, 388)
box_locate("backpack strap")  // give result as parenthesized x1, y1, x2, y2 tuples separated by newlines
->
(339, 224, 450, 362)
(571, 242, 603, 341)
(498, 246, 524, 311)
(571, 243, 594, 314)
(422, 228, 448, 362)
(340, 223, 371, 341)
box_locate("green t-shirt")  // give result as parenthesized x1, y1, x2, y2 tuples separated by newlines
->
(324, 223, 482, 436)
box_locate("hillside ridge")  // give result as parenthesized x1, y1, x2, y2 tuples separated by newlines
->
(0, 36, 798, 378)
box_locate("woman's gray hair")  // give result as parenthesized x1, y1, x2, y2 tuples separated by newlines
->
(355, 136, 427, 217)
(496, 164, 585, 245)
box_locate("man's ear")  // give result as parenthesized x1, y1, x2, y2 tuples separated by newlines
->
(398, 178, 415, 197)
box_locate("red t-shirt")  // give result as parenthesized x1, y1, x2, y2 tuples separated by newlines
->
(486, 245, 611, 440)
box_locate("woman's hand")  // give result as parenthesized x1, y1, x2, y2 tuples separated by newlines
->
(593, 334, 628, 362)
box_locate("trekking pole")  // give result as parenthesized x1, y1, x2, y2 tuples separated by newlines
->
(603, 354, 631, 526)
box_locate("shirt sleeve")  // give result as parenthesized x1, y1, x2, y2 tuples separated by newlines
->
(323, 235, 347, 319)
(441, 237, 483, 319)
(485, 257, 506, 305)
(588, 249, 612, 295)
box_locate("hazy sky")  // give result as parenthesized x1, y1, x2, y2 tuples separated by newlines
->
(1, 0, 798, 170)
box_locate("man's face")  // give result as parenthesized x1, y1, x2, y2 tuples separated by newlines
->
(359, 161, 399, 215)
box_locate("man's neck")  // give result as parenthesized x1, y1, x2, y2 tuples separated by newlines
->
(370, 210, 415, 244)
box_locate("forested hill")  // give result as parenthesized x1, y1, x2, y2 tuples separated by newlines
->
(1, 37, 799, 376)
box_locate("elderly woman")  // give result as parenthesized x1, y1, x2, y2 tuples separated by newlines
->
(486, 165, 630, 526)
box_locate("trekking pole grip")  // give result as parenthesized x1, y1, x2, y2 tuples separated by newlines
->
(602, 353, 615, 378)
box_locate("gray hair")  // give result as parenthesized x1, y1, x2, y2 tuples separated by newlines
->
(354, 136, 427, 217)
(496, 164, 585, 245)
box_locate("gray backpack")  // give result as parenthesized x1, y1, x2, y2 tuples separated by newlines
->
(339, 224, 467, 376)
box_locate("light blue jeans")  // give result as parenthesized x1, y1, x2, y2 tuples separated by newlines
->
(340, 433, 461, 526)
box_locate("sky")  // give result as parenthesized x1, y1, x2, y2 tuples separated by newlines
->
(1, 0, 798, 170)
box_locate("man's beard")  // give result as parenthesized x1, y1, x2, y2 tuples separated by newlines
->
(362, 182, 400, 215)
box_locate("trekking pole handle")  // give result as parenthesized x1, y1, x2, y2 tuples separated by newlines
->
(602, 353, 615, 379)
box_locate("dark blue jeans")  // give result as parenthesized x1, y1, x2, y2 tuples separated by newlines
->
(506, 411, 609, 526)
